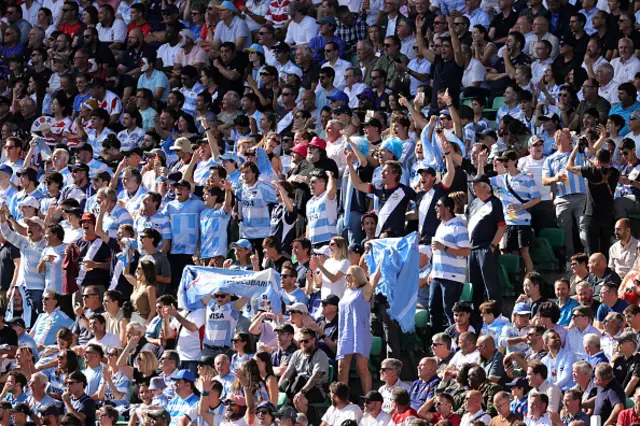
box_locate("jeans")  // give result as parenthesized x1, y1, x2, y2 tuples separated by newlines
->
(615, 195, 640, 219)
(554, 194, 586, 257)
(428, 278, 463, 333)
(337, 211, 366, 245)
(469, 247, 500, 328)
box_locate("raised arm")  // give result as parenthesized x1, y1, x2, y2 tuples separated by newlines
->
(345, 153, 371, 193)
(362, 266, 381, 301)
(415, 15, 435, 63)
(446, 15, 464, 67)
(566, 143, 582, 175)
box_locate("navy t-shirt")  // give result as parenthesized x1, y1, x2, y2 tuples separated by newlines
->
(370, 183, 416, 237)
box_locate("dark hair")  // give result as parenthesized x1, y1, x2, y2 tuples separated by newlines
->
(329, 382, 350, 401)
(104, 290, 122, 306)
(524, 271, 545, 289)
(141, 227, 162, 246)
(319, 67, 336, 79)
(125, 109, 143, 127)
(438, 195, 456, 216)
(621, 138, 636, 150)
(46, 224, 65, 241)
(537, 301, 560, 323)
(68, 370, 88, 385)
(620, 82, 637, 99)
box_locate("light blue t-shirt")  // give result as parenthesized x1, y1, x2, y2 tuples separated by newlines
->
(138, 70, 171, 102)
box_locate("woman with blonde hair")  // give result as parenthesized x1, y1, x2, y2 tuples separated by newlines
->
(309, 236, 350, 299)
(124, 260, 157, 323)
(118, 347, 158, 385)
(336, 265, 380, 394)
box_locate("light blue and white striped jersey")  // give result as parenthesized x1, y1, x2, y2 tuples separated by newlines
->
(204, 300, 238, 348)
(31, 309, 74, 346)
(399, 138, 417, 172)
(306, 191, 338, 244)
(118, 185, 148, 217)
(41, 243, 69, 295)
(199, 206, 231, 259)
(431, 216, 470, 284)
(180, 83, 206, 116)
(490, 173, 540, 225)
(0, 185, 17, 211)
(162, 199, 206, 255)
(542, 151, 587, 197)
(102, 205, 134, 239)
(26, 394, 61, 412)
(87, 159, 112, 178)
(496, 104, 521, 123)
(87, 128, 115, 158)
(100, 369, 131, 405)
(1, 222, 46, 290)
(237, 182, 277, 239)
(193, 158, 218, 186)
(85, 194, 99, 215)
(116, 127, 145, 151)
(167, 393, 200, 426)
(135, 212, 172, 253)
(227, 169, 241, 190)
(186, 398, 225, 426)
(463, 123, 476, 151)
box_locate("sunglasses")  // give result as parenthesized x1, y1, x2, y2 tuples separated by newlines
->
(82, 293, 98, 298)
(214, 294, 227, 299)
(232, 338, 244, 343)
(256, 411, 271, 416)
(299, 339, 310, 344)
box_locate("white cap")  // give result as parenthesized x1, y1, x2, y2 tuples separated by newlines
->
(24, 216, 45, 228)
(179, 29, 195, 41)
(418, 244, 432, 258)
(286, 302, 308, 314)
(19, 196, 40, 210)
(313, 245, 331, 257)
(287, 66, 303, 79)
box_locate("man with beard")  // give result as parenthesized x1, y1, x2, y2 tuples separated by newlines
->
(60, 164, 94, 210)
(279, 328, 330, 415)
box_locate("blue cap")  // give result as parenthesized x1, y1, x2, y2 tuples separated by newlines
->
(220, 153, 245, 165)
(513, 302, 531, 315)
(0, 165, 13, 177)
(232, 239, 253, 251)
(246, 43, 265, 55)
(317, 16, 337, 26)
(357, 88, 375, 102)
(171, 369, 196, 382)
(327, 91, 349, 104)
(216, 1, 237, 12)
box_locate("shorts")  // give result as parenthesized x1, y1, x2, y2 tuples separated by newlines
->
(503, 225, 532, 250)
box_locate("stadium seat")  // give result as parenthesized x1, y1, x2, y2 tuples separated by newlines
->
(627, 397, 635, 409)
(415, 309, 429, 328)
(309, 365, 335, 410)
(539, 228, 565, 248)
(370, 336, 383, 357)
(498, 254, 520, 296)
(492, 97, 505, 110)
(460, 282, 473, 301)
(278, 392, 287, 408)
(461, 98, 473, 107)
(530, 237, 560, 270)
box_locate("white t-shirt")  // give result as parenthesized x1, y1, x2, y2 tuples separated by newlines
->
(449, 349, 480, 369)
(320, 258, 350, 299)
(172, 308, 206, 362)
(97, 19, 128, 43)
(461, 58, 486, 88)
(88, 333, 122, 351)
(518, 155, 552, 201)
(157, 42, 182, 68)
(285, 15, 319, 45)
(322, 403, 364, 426)
(359, 411, 392, 426)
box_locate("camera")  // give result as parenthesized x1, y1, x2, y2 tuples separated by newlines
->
(578, 137, 589, 152)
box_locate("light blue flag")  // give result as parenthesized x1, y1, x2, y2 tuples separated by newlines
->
(5, 286, 32, 329)
(363, 232, 419, 333)
(178, 266, 282, 315)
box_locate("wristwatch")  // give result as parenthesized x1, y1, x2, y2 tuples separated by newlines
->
(490, 243, 497, 250)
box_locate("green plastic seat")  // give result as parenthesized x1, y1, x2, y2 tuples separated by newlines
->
(309, 365, 334, 409)
(498, 254, 520, 273)
(539, 228, 565, 248)
(499, 264, 515, 296)
(629, 213, 640, 220)
(460, 282, 473, 301)
(415, 309, 429, 329)
(530, 237, 559, 270)
(627, 397, 635, 408)
(461, 98, 473, 107)
(370, 336, 383, 357)
(278, 392, 287, 408)
(492, 96, 505, 110)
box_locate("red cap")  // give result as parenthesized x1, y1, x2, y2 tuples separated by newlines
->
(80, 212, 96, 223)
(309, 137, 326, 150)
(290, 143, 308, 158)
